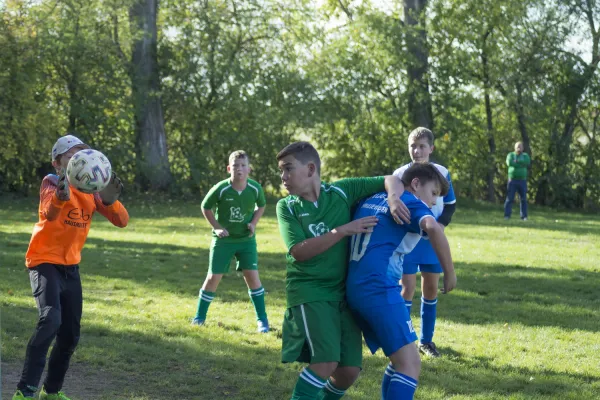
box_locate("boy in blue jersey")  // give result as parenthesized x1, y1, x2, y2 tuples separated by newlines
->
(347, 162, 456, 400)
(393, 127, 457, 357)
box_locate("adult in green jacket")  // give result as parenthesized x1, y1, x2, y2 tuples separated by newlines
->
(504, 141, 530, 220)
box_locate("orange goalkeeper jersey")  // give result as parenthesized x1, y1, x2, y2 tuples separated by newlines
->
(25, 174, 129, 268)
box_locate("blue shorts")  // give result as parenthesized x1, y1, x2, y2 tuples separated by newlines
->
(350, 296, 418, 356)
(402, 262, 443, 275)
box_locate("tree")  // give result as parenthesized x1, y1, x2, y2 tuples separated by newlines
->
(130, 0, 173, 191)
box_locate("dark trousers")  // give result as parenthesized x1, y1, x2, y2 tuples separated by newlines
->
(504, 179, 528, 219)
(18, 264, 82, 394)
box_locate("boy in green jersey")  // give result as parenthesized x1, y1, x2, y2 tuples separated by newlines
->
(192, 150, 269, 333)
(276, 142, 410, 400)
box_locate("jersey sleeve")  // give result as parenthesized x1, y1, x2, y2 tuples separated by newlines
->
(443, 171, 457, 205)
(392, 164, 409, 179)
(39, 175, 67, 221)
(276, 199, 307, 251)
(407, 201, 435, 236)
(201, 183, 221, 210)
(256, 183, 266, 207)
(93, 195, 129, 227)
(506, 153, 516, 167)
(334, 177, 386, 206)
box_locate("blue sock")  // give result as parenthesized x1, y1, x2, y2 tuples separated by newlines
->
(387, 372, 418, 399)
(381, 363, 395, 400)
(420, 297, 437, 344)
(404, 300, 412, 315)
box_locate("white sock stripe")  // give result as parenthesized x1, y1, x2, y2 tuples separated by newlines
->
(421, 297, 437, 305)
(325, 381, 345, 395)
(300, 369, 326, 388)
(250, 289, 265, 296)
(390, 375, 418, 389)
(385, 364, 395, 374)
(299, 304, 315, 357)
(200, 291, 215, 298)
(200, 294, 214, 302)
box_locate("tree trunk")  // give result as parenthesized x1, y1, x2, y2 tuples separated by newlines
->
(515, 81, 531, 158)
(403, 0, 433, 129)
(130, 0, 172, 191)
(481, 30, 496, 202)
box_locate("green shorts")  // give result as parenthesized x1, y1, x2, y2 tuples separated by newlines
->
(281, 301, 363, 367)
(209, 239, 258, 274)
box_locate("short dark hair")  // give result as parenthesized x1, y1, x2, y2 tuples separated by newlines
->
(229, 150, 249, 165)
(276, 141, 321, 174)
(401, 163, 449, 197)
(408, 127, 435, 147)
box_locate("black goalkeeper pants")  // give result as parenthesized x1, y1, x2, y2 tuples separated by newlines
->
(17, 263, 82, 394)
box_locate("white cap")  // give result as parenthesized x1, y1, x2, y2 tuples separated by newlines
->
(51, 135, 89, 161)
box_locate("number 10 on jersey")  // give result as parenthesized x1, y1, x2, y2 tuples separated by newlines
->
(350, 232, 372, 262)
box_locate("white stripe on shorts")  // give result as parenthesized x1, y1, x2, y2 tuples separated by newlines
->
(300, 304, 315, 357)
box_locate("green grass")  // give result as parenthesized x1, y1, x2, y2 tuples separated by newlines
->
(1, 195, 599, 399)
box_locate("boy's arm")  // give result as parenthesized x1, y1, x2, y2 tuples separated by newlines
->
(337, 176, 409, 224)
(438, 172, 457, 226)
(276, 199, 377, 262)
(420, 216, 456, 293)
(289, 216, 378, 262)
(94, 196, 129, 227)
(39, 175, 69, 221)
(202, 208, 228, 237)
(384, 175, 410, 224)
(248, 206, 265, 236)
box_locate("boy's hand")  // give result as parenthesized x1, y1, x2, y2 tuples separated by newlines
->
(215, 228, 229, 238)
(56, 173, 70, 201)
(387, 196, 410, 225)
(99, 172, 123, 205)
(247, 223, 256, 237)
(441, 272, 457, 294)
(338, 216, 378, 236)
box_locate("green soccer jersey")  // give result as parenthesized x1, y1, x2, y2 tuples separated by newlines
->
(202, 178, 266, 242)
(276, 177, 386, 307)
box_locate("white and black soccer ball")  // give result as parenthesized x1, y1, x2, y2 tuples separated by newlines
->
(66, 149, 112, 194)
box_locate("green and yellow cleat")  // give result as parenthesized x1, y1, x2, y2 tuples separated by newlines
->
(12, 391, 35, 400)
(39, 386, 72, 400)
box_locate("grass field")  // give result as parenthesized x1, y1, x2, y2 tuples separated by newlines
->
(1, 194, 599, 400)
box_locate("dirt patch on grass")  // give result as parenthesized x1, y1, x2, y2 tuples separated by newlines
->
(2, 361, 117, 400)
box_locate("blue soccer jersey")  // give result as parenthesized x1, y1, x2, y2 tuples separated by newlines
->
(346, 191, 435, 308)
(393, 162, 456, 265)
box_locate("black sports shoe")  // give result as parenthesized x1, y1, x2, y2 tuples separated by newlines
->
(418, 342, 441, 357)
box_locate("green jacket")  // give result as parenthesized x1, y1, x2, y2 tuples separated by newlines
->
(506, 152, 530, 180)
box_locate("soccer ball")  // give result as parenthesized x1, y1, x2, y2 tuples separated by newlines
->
(66, 149, 112, 194)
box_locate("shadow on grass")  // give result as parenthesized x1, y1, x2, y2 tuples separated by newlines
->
(434, 262, 600, 332)
(2, 230, 598, 334)
(452, 198, 600, 236)
(2, 305, 297, 400)
(422, 348, 598, 399)
(0, 231, 287, 313)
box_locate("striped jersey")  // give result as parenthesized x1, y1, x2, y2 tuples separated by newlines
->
(346, 191, 435, 307)
(393, 162, 456, 264)
(201, 178, 266, 241)
(276, 177, 385, 307)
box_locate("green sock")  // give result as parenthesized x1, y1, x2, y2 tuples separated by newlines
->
(317, 380, 346, 399)
(248, 286, 267, 321)
(292, 368, 326, 400)
(195, 290, 215, 320)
